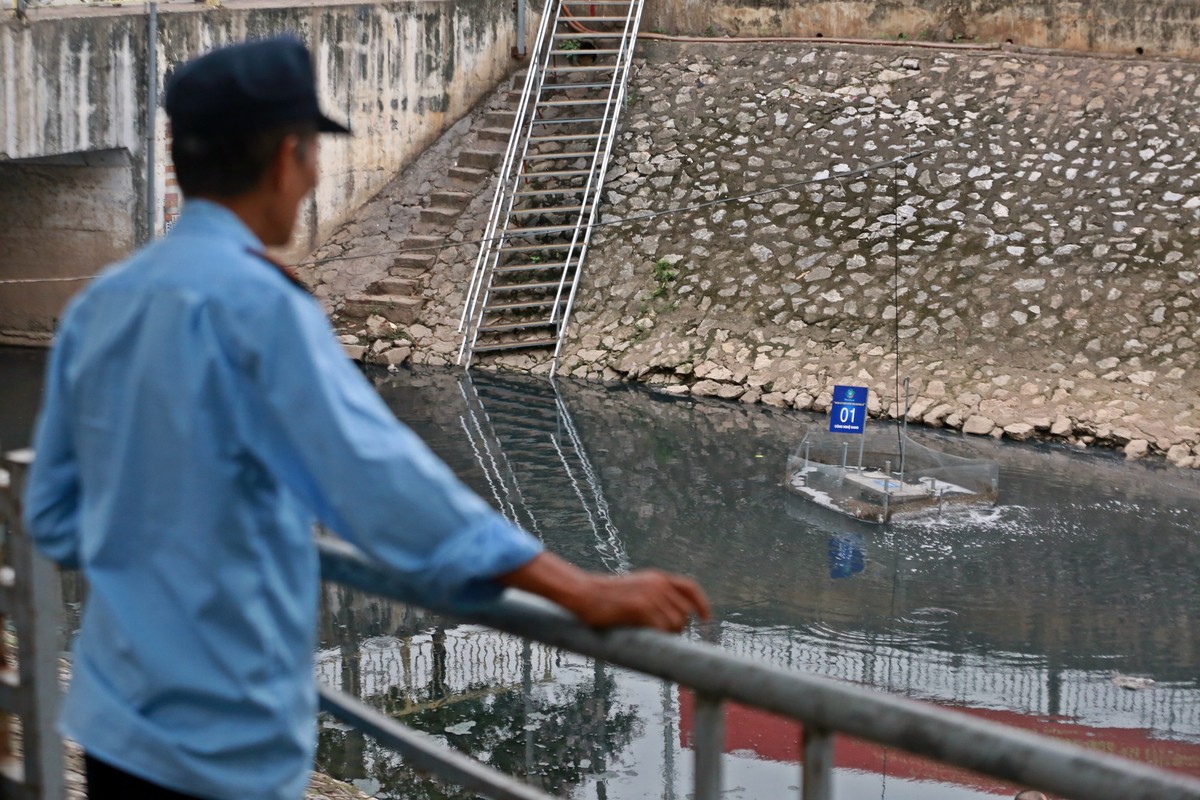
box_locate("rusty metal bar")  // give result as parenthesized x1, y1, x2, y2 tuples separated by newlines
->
(802, 725, 834, 800)
(692, 693, 723, 800)
(1, 452, 64, 800)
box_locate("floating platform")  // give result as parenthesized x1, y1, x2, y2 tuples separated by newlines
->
(786, 427, 999, 524)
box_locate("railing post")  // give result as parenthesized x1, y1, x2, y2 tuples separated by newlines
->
(692, 693, 723, 800)
(1, 451, 65, 800)
(802, 725, 834, 800)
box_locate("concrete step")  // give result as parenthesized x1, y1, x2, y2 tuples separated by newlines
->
(387, 266, 426, 281)
(418, 206, 461, 227)
(367, 276, 419, 295)
(479, 126, 513, 143)
(485, 110, 517, 128)
(341, 294, 424, 325)
(430, 190, 473, 211)
(448, 166, 492, 190)
(459, 149, 503, 170)
(394, 251, 438, 272)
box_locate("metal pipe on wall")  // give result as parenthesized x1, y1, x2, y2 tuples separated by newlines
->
(516, 0, 527, 56)
(145, 2, 158, 243)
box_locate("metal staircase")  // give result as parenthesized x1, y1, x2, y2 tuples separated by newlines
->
(458, 0, 646, 369)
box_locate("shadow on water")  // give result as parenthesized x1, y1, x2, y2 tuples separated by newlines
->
(3, 350, 1198, 797)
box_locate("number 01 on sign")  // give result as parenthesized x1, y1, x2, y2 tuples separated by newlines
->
(829, 385, 868, 435)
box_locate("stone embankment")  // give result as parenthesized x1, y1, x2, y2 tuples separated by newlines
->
(306, 41, 1200, 469)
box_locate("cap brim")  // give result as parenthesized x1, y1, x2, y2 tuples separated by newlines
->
(318, 113, 351, 135)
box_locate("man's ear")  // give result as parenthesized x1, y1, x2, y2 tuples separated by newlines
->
(266, 134, 302, 192)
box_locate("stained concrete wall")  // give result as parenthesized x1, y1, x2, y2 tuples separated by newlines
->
(0, 0, 519, 341)
(637, 0, 1200, 58)
(0, 150, 136, 341)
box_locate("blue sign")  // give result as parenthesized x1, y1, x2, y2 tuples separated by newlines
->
(829, 385, 868, 434)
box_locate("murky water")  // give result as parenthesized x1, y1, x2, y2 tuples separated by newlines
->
(3, 348, 1199, 798)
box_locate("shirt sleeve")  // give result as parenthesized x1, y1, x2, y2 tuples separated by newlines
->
(23, 318, 83, 568)
(226, 288, 543, 607)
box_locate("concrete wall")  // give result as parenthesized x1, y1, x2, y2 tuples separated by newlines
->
(0, 150, 136, 341)
(638, 0, 1200, 58)
(0, 0, 519, 341)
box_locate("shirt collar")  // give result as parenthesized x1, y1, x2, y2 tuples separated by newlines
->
(170, 198, 264, 252)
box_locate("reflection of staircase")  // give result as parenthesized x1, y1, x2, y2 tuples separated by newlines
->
(459, 0, 646, 367)
(458, 374, 630, 573)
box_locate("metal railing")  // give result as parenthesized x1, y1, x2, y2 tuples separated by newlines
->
(4, 449, 1200, 800)
(0, 451, 64, 800)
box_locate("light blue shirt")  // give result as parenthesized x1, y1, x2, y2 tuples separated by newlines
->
(23, 200, 543, 800)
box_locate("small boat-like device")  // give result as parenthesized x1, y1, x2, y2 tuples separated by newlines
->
(786, 426, 999, 524)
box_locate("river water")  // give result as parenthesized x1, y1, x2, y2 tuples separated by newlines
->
(3, 348, 1198, 799)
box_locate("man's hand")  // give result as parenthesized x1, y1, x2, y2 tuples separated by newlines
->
(498, 552, 710, 633)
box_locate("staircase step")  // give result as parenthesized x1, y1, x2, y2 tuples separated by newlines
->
(531, 115, 607, 126)
(510, 204, 587, 216)
(495, 261, 573, 274)
(459, 149, 503, 170)
(431, 190, 474, 210)
(419, 206, 461, 226)
(550, 48, 624, 57)
(485, 111, 517, 127)
(539, 98, 612, 107)
(472, 337, 558, 354)
(395, 251, 438, 271)
(477, 320, 557, 334)
(556, 14, 634, 21)
(479, 126, 513, 143)
(512, 187, 586, 198)
(552, 32, 628, 40)
(527, 132, 608, 144)
(523, 150, 598, 162)
(520, 168, 594, 180)
(388, 267, 427, 281)
(483, 298, 562, 313)
(540, 82, 617, 91)
(491, 281, 565, 293)
(541, 66, 615, 75)
(506, 223, 585, 236)
(499, 242, 575, 254)
(448, 166, 492, 190)
(341, 294, 425, 325)
(368, 276, 420, 295)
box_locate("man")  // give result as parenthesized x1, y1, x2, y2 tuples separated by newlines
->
(23, 37, 709, 800)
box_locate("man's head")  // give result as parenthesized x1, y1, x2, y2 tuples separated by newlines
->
(165, 37, 350, 246)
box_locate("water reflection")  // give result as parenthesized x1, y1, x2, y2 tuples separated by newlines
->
(316, 367, 1200, 799)
(3, 349, 1199, 797)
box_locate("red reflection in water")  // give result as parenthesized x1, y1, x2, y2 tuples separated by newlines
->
(678, 689, 1200, 795)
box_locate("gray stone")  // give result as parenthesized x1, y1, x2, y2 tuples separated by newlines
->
(962, 415, 996, 436)
(1124, 439, 1151, 460)
(1003, 422, 1036, 441)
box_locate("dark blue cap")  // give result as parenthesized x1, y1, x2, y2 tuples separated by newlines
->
(165, 36, 350, 138)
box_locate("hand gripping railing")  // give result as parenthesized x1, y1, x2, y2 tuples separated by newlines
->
(6, 450, 1200, 800)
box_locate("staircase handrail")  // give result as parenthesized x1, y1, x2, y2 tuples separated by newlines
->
(458, 0, 559, 341)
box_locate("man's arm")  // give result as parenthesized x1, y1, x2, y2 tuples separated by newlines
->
(498, 551, 710, 633)
(23, 324, 83, 568)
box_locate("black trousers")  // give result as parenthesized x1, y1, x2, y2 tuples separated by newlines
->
(85, 755, 209, 800)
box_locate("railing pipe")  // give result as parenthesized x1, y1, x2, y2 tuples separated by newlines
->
(802, 725, 834, 800)
(692, 694, 724, 800)
(0, 452, 64, 800)
(317, 685, 555, 800)
(317, 536, 1200, 800)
